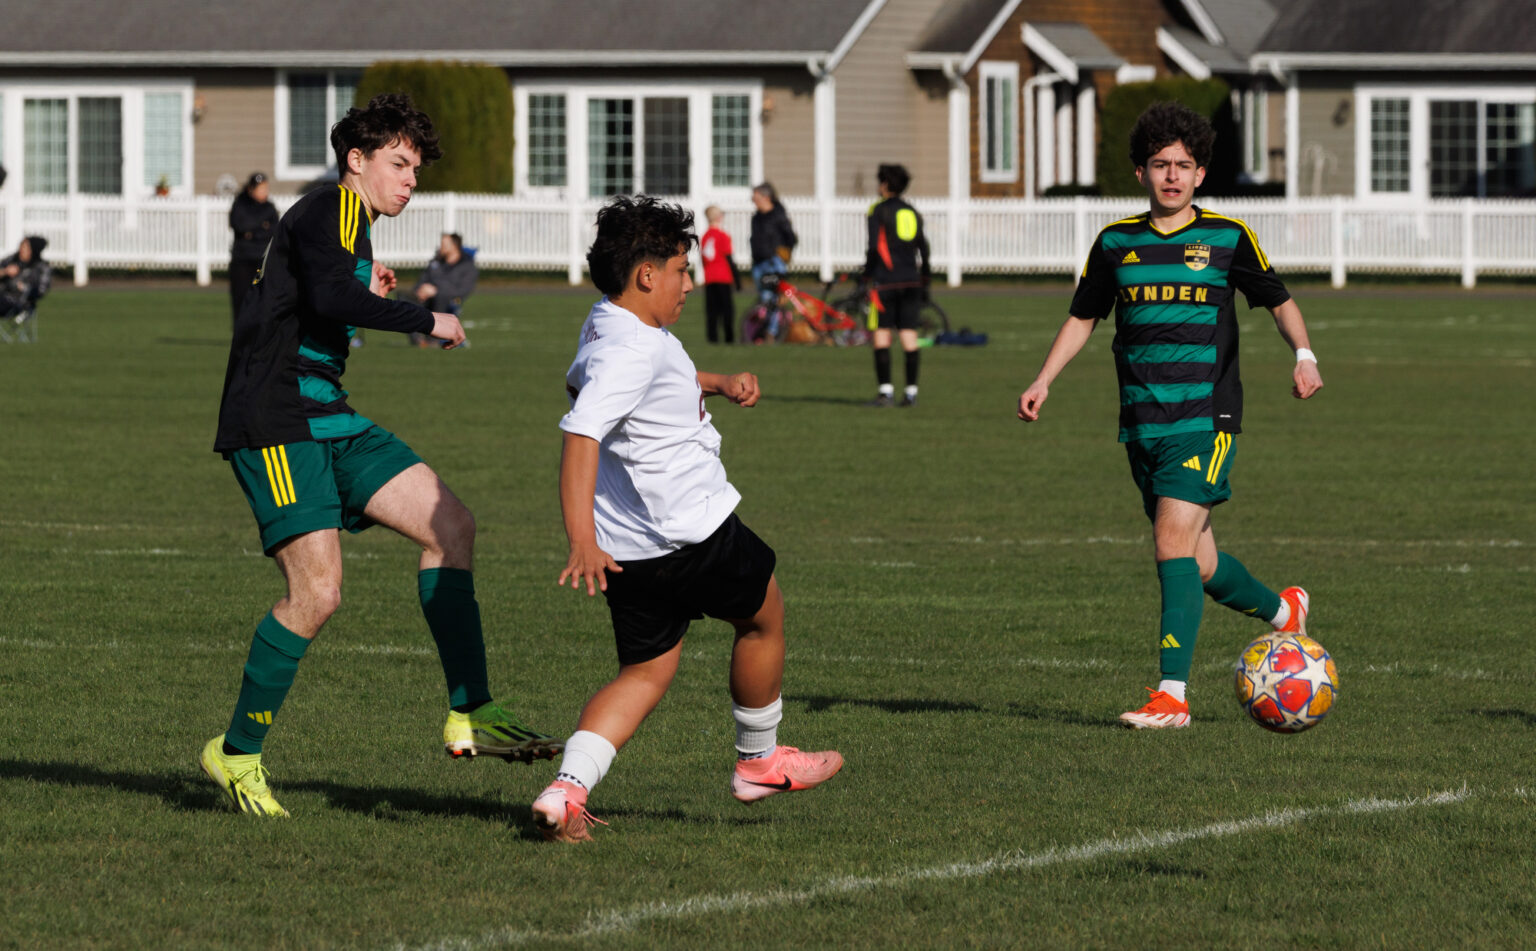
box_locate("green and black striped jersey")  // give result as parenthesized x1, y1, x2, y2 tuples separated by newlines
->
(1069, 206, 1290, 443)
(214, 184, 433, 452)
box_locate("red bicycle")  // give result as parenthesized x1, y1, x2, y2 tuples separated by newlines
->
(740, 274, 869, 346)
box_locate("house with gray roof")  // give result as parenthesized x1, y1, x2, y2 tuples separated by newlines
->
(1252, 0, 1536, 199)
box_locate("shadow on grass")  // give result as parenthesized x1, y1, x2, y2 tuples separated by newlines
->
(792, 694, 983, 715)
(1002, 701, 1113, 729)
(153, 337, 228, 347)
(1471, 708, 1536, 727)
(758, 394, 870, 406)
(0, 759, 540, 835)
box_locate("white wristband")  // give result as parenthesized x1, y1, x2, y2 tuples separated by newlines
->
(1294, 348, 1317, 364)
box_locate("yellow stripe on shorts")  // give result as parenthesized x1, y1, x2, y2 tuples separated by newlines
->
(260, 447, 286, 506)
(276, 445, 298, 506)
(1206, 433, 1232, 484)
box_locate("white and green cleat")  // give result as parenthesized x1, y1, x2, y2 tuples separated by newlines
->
(199, 735, 289, 817)
(443, 700, 562, 763)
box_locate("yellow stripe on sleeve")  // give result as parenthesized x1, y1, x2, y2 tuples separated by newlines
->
(277, 445, 298, 505)
(1204, 212, 1270, 271)
(261, 447, 286, 506)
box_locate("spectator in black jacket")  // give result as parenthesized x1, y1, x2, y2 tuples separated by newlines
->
(409, 233, 478, 347)
(748, 183, 796, 306)
(0, 235, 50, 320)
(228, 172, 279, 326)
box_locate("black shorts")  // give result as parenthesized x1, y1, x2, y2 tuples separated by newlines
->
(602, 513, 776, 666)
(874, 286, 922, 331)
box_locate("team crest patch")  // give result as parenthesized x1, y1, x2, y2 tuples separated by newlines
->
(1184, 243, 1211, 271)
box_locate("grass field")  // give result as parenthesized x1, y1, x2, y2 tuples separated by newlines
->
(2, 281, 1533, 950)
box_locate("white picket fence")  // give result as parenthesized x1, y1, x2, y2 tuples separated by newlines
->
(2, 192, 1533, 289)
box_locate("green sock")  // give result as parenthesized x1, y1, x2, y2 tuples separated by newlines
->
(1157, 558, 1204, 682)
(226, 612, 311, 755)
(1204, 551, 1282, 623)
(419, 567, 491, 710)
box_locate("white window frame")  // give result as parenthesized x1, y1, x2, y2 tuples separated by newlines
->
(978, 61, 1020, 183)
(513, 80, 762, 199)
(274, 69, 359, 182)
(1241, 86, 1268, 182)
(0, 79, 194, 198)
(1355, 82, 1536, 201)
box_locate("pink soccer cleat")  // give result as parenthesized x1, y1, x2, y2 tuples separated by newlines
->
(730, 745, 844, 803)
(531, 780, 606, 843)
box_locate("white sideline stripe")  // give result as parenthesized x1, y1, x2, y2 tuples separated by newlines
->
(0, 636, 434, 657)
(398, 788, 1471, 951)
(852, 536, 1529, 549)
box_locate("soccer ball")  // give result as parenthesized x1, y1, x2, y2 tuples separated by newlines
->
(1234, 632, 1339, 733)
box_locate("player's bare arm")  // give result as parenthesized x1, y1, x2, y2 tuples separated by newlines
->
(1018, 316, 1099, 421)
(1268, 298, 1323, 400)
(698, 371, 760, 407)
(557, 431, 622, 595)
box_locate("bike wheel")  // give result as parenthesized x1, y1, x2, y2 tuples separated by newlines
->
(917, 297, 951, 338)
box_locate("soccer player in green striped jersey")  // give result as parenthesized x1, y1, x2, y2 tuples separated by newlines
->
(200, 95, 557, 817)
(1017, 102, 1324, 729)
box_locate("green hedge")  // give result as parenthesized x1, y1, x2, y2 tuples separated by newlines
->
(1095, 77, 1242, 197)
(353, 61, 512, 193)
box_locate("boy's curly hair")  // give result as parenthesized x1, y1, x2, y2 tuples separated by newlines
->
(587, 196, 697, 297)
(1129, 102, 1215, 169)
(331, 93, 443, 172)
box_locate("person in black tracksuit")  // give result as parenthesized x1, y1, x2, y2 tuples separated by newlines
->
(863, 164, 930, 407)
(228, 172, 279, 327)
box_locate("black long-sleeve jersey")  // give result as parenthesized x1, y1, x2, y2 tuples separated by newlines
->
(863, 196, 930, 287)
(214, 184, 433, 452)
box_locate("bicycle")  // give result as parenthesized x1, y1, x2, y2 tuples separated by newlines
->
(740, 274, 868, 346)
(821, 272, 951, 340)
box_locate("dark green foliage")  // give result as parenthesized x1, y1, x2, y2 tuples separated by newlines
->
(1097, 77, 1243, 197)
(354, 60, 512, 193)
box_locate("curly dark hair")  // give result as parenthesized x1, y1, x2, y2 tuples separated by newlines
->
(330, 93, 443, 173)
(1129, 102, 1215, 169)
(877, 163, 911, 196)
(586, 196, 697, 297)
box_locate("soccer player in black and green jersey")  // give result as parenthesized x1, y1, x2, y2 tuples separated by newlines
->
(1018, 102, 1325, 729)
(202, 94, 558, 817)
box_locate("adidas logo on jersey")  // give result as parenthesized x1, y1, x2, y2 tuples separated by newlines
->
(1121, 250, 1141, 264)
(1182, 456, 1202, 470)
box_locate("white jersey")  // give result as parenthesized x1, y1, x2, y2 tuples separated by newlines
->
(559, 297, 741, 560)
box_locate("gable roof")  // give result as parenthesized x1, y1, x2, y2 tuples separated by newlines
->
(908, 0, 1022, 73)
(0, 0, 882, 68)
(1023, 23, 1124, 83)
(1257, 0, 1536, 57)
(1179, 0, 1279, 56)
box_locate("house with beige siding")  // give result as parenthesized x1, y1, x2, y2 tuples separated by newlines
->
(1252, 0, 1536, 199)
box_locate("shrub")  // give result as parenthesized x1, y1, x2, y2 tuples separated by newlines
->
(1096, 77, 1241, 197)
(354, 61, 512, 193)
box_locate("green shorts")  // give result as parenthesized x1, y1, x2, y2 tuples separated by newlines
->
(227, 425, 422, 555)
(1125, 430, 1237, 522)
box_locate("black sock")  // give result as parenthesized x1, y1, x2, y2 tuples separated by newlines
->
(874, 347, 892, 386)
(905, 349, 920, 387)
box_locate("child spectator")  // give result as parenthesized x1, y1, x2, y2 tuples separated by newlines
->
(532, 195, 842, 843)
(699, 205, 740, 344)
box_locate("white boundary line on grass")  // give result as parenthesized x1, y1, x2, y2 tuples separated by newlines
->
(396, 787, 1471, 951)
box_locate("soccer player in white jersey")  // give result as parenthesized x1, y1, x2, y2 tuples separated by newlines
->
(531, 196, 843, 842)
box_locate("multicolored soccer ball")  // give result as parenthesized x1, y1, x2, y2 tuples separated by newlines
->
(1234, 633, 1339, 733)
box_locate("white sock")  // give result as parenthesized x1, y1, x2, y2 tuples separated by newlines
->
(1270, 599, 1292, 630)
(733, 696, 782, 757)
(554, 730, 616, 791)
(904, 384, 918, 398)
(878, 383, 894, 396)
(1158, 679, 1187, 702)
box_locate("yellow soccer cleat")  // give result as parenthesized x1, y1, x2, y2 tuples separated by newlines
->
(199, 735, 289, 817)
(443, 700, 563, 763)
